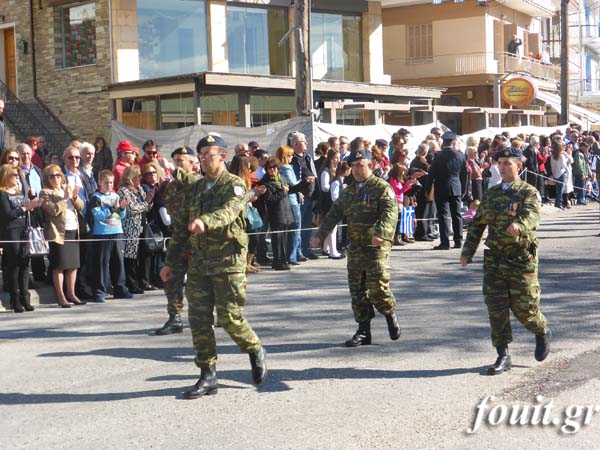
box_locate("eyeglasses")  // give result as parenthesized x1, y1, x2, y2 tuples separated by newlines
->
(267, 166, 279, 170)
(49, 173, 62, 178)
(199, 153, 220, 160)
(144, 171, 157, 176)
(7, 156, 19, 161)
(146, 151, 158, 155)
(67, 155, 81, 160)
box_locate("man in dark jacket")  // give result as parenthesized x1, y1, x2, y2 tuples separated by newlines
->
(429, 132, 468, 250)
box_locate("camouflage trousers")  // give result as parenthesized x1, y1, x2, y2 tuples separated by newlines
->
(164, 263, 186, 315)
(483, 250, 547, 347)
(347, 243, 396, 323)
(186, 270, 261, 368)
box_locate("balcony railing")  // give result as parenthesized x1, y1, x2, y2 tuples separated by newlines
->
(389, 51, 555, 81)
(570, 78, 600, 98)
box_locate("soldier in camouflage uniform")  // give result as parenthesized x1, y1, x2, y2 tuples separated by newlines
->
(154, 146, 198, 335)
(160, 134, 267, 399)
(311, 150, 401, 347)
(460, 146, 550, 376)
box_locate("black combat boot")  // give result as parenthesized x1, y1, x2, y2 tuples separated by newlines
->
(535, 328, 551, 362)
(182, 365, 218, 399)
(385, 313, 401, 341)
(10, 293, 24, 313)
(20, 291, 35, 312)
(345, 322, 372, 347)
(155, 314, 184, 335)
(486, 345, 511, 375)
(249, 347, 267, 385)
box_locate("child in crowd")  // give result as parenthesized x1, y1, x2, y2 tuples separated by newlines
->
(88, 170, 132, 302)
(388, 164, 418, 246)
(326, 162, 350, 259)
(462, 199, 480, 225)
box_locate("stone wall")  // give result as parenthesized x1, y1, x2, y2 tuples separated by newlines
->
(32, 0, 112, 142)
(0, 0, 34, 100)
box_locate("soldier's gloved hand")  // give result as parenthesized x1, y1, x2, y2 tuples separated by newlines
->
(506, 223, 520, 237)
(188, 218, 206, 235)
(371, 236, 384, 246)
(160, 266, 173, 282)
(310, 237, 320, 249)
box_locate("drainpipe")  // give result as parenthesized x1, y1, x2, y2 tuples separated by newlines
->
(29, 0, 37, 98)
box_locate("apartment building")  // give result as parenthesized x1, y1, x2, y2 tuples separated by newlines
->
(0, 0, 442, 142)
(381, 0, 600, 133)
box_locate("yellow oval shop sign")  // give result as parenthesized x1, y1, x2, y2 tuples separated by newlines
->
(501, 78, 537, 107)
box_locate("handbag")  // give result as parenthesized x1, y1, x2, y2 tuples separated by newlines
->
(143, 222, 165, 253)
(246, 205, 263, 231)
(22, 211, 50, 257)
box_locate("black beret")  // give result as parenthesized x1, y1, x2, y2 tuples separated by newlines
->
(375, 139, 388, 148)
(347, 150, 372, 164)
(197, 134, 227, 151)
(579, 142, 589, 148)
(493, 146, 524, 160)
(441, 131, 457, 141)
(171, 146, 195, 158)
(248, 140, 259, 148)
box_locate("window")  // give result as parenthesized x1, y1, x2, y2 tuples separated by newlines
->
(311, 13, 362, 82)
(54, 2, 96, 69)
(406, 24, 432, 63)
(227, 6, 289, 76)
(137, 0, 209, 80)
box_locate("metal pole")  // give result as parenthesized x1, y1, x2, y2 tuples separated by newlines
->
(560, 0, 570, 125)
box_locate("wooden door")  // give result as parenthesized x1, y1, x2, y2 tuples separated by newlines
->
(3, 28, 17, 93)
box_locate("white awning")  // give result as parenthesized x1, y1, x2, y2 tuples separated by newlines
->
(536, 90, 600, 128)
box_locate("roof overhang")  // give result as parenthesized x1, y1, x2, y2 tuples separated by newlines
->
(380, 0, 555, 17)
(108, 72, 444, 102)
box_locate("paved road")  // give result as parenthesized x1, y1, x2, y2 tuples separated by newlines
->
(1, 203, 600, 450)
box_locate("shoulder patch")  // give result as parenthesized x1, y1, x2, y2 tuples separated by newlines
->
(234, 185, 245, 196)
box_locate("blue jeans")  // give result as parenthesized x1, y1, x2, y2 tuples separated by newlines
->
(300, 197, 315, 256)
(554, 173, 566, 208)
(287, 203, 302, 262)
(574, 176, 586, 204)
(91, 234, 127, 297)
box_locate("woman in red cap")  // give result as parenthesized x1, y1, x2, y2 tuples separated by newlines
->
(113, 140, 139, 191)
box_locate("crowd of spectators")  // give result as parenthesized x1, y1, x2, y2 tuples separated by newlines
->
(1, 125, 598, 312)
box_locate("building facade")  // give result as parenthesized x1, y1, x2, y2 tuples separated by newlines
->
(0, 0, 443, 142)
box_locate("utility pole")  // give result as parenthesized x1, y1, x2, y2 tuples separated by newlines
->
(294, 0, 311, 117)
(560, 0, 570, 125)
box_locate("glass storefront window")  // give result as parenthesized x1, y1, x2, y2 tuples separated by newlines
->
(227, 6, 289, 76)
(160, 94, 195, 129)
(199, 94, 239, 126)
(311, 12, 362, 82)
(250, 95, 295, 127)
(54, 2, 97, 69)
(137, 0, 209, 80)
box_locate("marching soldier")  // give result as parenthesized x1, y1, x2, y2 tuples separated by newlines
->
(460, 146, 550, 376)
(311, 150, 401, 347)
(154, 146, 198, 335)
(160, 134, 267, 399)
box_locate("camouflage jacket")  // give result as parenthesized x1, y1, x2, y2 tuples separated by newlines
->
(461, 178, 541, 263)
(163, 167, 198, 217)
(317, 174, 398, 246)
(164, 169, 248, 275)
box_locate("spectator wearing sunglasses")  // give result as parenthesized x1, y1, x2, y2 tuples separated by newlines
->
(40, 165, 86, 308)
(113, 140, 139, 191)
(0, 164, 44, 312)
(138, 140, 172, 179)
